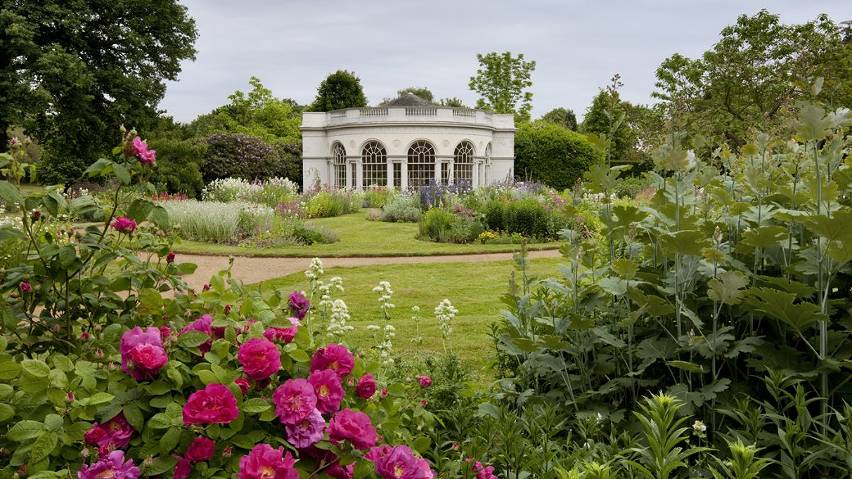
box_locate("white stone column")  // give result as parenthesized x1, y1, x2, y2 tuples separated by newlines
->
(386, 161, 393, 188)
(356, 161, 364, 190)
(345, 162, 353, 189)
(434, 160, 441, 185)
(448, 161, 454, 186)
(472, 161, 480, 187)
(401, 161, 409, 190)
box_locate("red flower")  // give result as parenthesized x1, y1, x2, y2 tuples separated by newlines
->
(235, 377, 251, 395)
(84, 412, 135, 454)
(273, 378, 316, 425)
(111, 216, 137, 234)
(174, 457, 191, 479)
(166, 252, 176, 264)
(237, 338, 281, 381)
(356, 374, 377, 399)
(308, 369, 344, 414)
(328, 409, 377, 451)
(417, 375, 432, 388)
(183, 384, 239, 425)
(238, 444, 298, 479)
(310, 343, 354, 379)
(185, 437, 215, 463)
(19, 281, 32, 294)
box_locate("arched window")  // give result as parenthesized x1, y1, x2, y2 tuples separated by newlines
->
(332, 142, 346, 189)
(407, 140, 435, 188)
(361, 141, 387, 188)
(453, 141, 474, 186)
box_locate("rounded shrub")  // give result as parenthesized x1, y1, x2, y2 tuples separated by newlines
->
(381, 195, 422, 223)
(505, 198, 549, 239)
(148, 137, 206, 197)
(514, 120, 604, 190)
(305, 191, 343, 218)
(203, 133, 280, 183)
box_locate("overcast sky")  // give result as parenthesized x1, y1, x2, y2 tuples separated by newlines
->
(160, 0, 850, 123)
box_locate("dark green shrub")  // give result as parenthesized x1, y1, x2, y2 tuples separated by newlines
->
(202, 133, 280, 182)
(272, 142, 303, 183)
(505, 198, 549, 238)
(514, 120, 603, 190)
(483, 199, 507, 232)
(419, 208, 455, 242)
(148, 137, 206, 197)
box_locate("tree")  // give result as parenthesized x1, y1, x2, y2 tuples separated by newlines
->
(468, 52, 536, 122)
(439, 97, 468, 108)
(541, 107, 578, 130)
(310, 70, 367, 112)
(187, 76, 302, 144)
(514, 121, 603, 190)
(0, 1, 197, 182)
(654, 10, 850, 148)
(397, 87, 434, 102)
(581, 74, 634, 165)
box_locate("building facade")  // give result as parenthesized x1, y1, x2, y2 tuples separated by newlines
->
(300, 94, 515, 191)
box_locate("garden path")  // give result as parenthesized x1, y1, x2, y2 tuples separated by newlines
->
(179, 250, 561, 290)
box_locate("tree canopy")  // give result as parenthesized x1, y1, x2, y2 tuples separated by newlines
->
(0, 0, 198, 183)
(541, 108, 578, 130)
(654, 10, 851, 148)
(397, 87, 434, 102)
(310, 70, 368, 112)
(468, 52, 536, 122)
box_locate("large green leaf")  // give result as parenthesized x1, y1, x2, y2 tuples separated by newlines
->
(707, 271, 748, 305)
(745, 287, 826, 332)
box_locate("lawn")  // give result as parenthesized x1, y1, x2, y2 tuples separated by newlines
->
(173, 210, 560, 257)
(259, 256, 564, 374)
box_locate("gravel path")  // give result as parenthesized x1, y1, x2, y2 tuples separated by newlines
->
(179, 249, 562, 290)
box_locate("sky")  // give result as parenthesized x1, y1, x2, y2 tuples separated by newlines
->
(160, 0, 850, 123)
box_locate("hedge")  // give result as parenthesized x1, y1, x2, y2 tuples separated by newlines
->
(514, 120, 603, 190)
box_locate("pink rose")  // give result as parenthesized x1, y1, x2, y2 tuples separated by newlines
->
(273, 378, 317, 425)
(417, 375, 432, 388)
(180, 314, 223, 354)
(356, 374, 377, 399)
(310, 343, 354, 379)
(131, 136, 156, 165)
(174, 457, 191, 479)
(284, 408, 325, 448)
(184, 437, 215, 463)
(166, 252, 176, 263)
(308, 369, 344, 413)
(326, 463, 354, 479)
(237, 338, 281, 381)
(111, 216, 137, 234)
(19, 280, 32, 294)
(263, 317, 300, 344)
(474, 461, 498, 479)
(238, 444, 298, 479)
(84, 412, 135, 454)
(120, 327, 167, 381)
(235, 377, 251, 395)
(78, 450, 139, 479)
(370, 445, 434, 479)
(288, 291, 310, 319)
(183, 384, 239, 425)
(328, 408, 377, 450)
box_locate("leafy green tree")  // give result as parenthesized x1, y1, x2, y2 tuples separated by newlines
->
(397, 87, 434, 102)
(541, 107, 578, 130)
(187, 76, 302, 144)
(439, 97, 468, 108)
(310, 70, 367, 111)
(581, 74, 634, 165)
(0, 1, 197, 182)
(654, 10, 850, 148)
(468, 52, 536, 122)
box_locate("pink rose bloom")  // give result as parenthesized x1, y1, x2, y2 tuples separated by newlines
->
(183, 384, 239, 425)
(235, 377, 251, 395)
(356, 374, 377, 399)
(238, 444, 298, 479)
(19, 280, 32, 293)
(131, 136, 156, 165)
(180, 314, 223, 354)
(120, 327, 167, 381)
(328, 408, 377, 450)
(174, 457, 192, 479)
(237, 338, 281, 381)
(166, 251, 176, 263)
(288, 291, 310, 319)
(372, 445, 434, 479)
(84, 412, 135, 454)
(417, 375, 432, 388)
(158, 325, 173, 341)
(77, 450, 139, 479)
(273, 378, 317, 425)
(111, 216, 137, 234)
(326, 463, 354, 479)
(310, 343, 354, 379)
(474, 462, 498, 479)
(263, 317, 300, 344)
(365, 445, 393, 462)
(308, 369, 344, 413)
(284, 407, 325, 448)
(185, 436, 215, 463)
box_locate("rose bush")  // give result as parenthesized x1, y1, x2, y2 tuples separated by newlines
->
(0, 131, 437, 479)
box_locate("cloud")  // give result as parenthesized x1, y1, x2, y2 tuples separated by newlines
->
(160, 0, 850, 122)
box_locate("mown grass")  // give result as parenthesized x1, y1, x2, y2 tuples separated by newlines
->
(258, 257, 565, 374)
(174, 211, 560, 257)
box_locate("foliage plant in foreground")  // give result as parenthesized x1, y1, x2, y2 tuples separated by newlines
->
(0, 131, 437, 479)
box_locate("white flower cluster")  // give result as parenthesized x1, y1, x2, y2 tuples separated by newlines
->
(305, 257, 324, 281)
(372, 280, 395, 313)
(318, 276, 344, 311)
(409, 305, 423, 345)
(203, 177, 299, 203)
(435, 299, 458, 342)
(369, 280, 396, 364)
(326, 299, 354, 340)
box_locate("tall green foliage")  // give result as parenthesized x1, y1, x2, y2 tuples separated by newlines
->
(542, 107, 578, 131)
(468, 52, 536, 122)
(309, 70, 367, 112)
(0, 1, 198, 183)
(514, 121, 603, 189)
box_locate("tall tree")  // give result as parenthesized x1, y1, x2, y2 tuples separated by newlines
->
(397, 87, 434, 102)
(0, 0, 197, 182)
(439, 97, 468, 108)
(541, 107, 578, 130)
(310, 70, 367, 112)
(468, 52, 536, 122)
(654, 10, 850, 148)
(581, 74, 634, 165)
